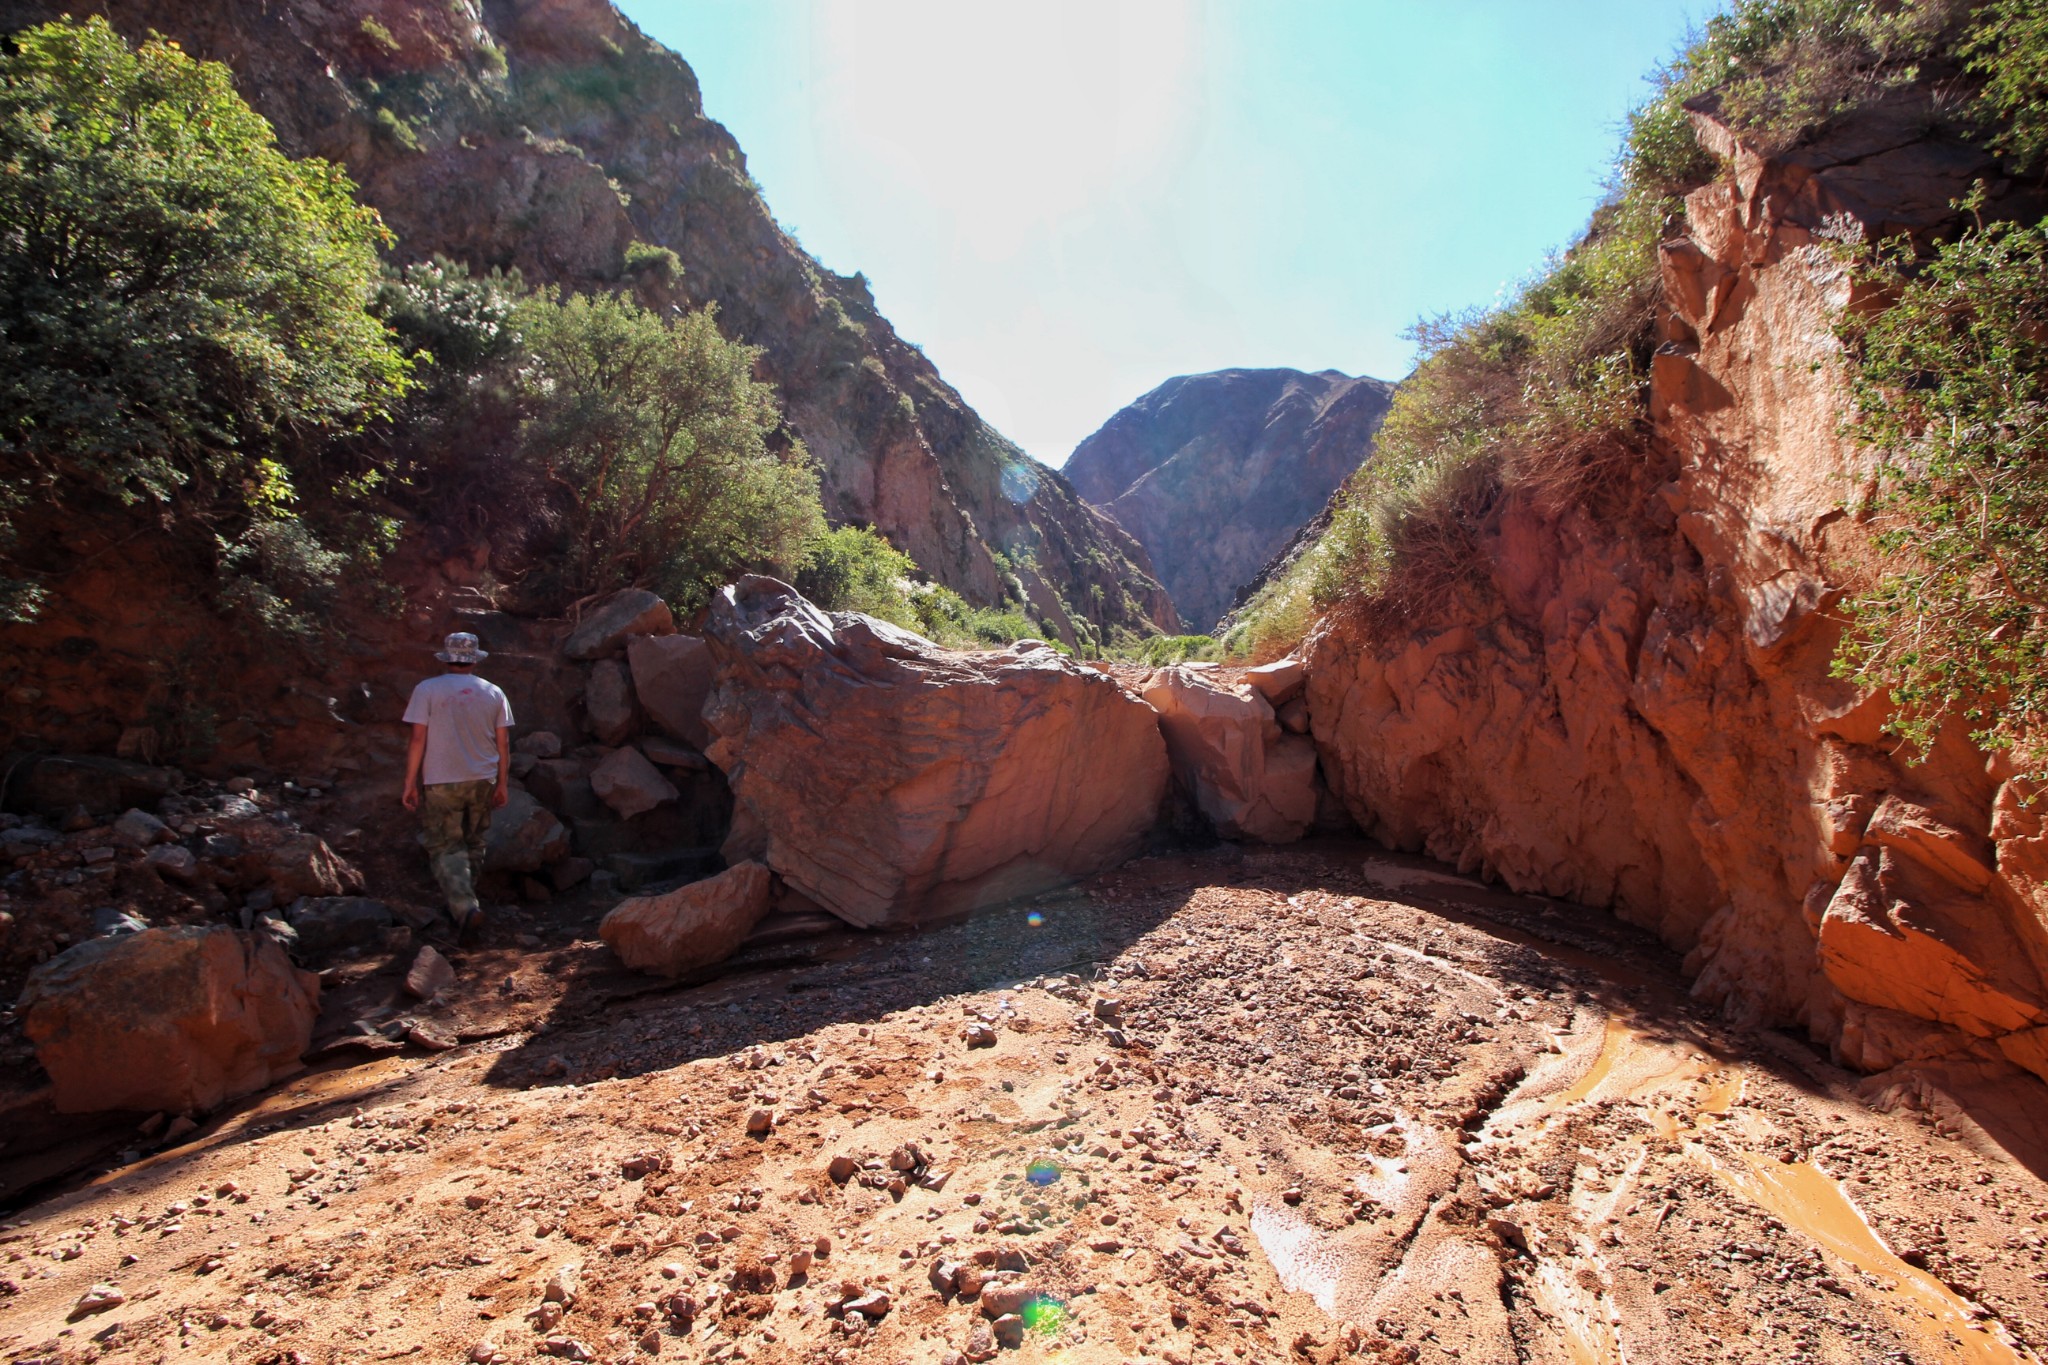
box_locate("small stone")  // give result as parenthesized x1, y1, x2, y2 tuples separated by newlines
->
(1091, 995, 1123, 1022)
(543, 1263, 580, 1305)
(889, 1142, 921, 1170)
(981, 1282, 1031, 1318)
(746, 1107, 774, 1135)
(815, 1235, 832, 1258)
(469, 1342, 502, 1364)
(930, 1259, 961, 1297)
(843, 1289, 891, 1318)
(827, 1155, 858, 1182)
(963, 1023, 998, 1048)
(962, 1322, 997, 1362)
(787, 1248, 814, 1277)
(991, 1313, 1025, 1348)
(70, 1282, 125, 1319)
(112, 808, 170, 848)
(405, 944, 456, 1000)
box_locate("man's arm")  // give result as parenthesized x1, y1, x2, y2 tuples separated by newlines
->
(493, 726, 511, 809)
(402, 723, 428, 810)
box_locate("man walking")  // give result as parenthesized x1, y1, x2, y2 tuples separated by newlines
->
(401, 632, 514, 941)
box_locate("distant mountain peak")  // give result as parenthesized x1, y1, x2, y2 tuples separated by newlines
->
(1066, 367, 1394, 632)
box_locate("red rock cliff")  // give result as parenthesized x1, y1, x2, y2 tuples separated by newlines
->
(1304, 97, 2048, 1089)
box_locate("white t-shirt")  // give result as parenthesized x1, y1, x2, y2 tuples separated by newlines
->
(402, 673, 514, 785)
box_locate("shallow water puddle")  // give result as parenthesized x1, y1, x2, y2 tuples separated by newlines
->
(1706, 1151, 2034, 1365)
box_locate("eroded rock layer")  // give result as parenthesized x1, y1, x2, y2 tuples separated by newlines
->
(1304, 98, 2048, 1085)
(701, 577, 1169, 927)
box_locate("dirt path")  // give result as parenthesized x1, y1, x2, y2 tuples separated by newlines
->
(3, 841, 2045, 1364)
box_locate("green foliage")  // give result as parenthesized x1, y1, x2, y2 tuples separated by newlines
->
(1833, 213, 2048, 772)
(1623, 0, 1959, 188)
(796, 525, 915, 621)
(1298, 187, 1663, 629)
(1110, 634, 1221, 667)
(375, 258, 523, 372)
(0, 17, 409, 624)
(623, 239, 682, 285)
(1964, 0, 2048, 167)
(793, 524, 1050, 647)
(511, 290, 824, 614)
(359, 17, 402, 54)
(373, 105, 421, 152)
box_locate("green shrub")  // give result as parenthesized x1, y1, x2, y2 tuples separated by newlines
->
(0, 17, 409, 625)
(1832, 212, 2048, 773)
(624, 239, 683, 285)
(373, 105, 421, 152)
(1965, 0, 2048, 168)
(1111, 634, 1221, 667)
(359, 17, 402, 54)
(511, 291, 824, 614)
(796, 526, 917, 623)
(375, 258, 523, 371)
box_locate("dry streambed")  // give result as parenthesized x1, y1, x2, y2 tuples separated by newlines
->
(1, 843, 2044, 1365)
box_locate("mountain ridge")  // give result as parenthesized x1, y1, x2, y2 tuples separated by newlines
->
(1065, 366, 1394, 632)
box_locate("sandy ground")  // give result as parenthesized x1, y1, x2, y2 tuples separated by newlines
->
(3, 839, 2046, 1365)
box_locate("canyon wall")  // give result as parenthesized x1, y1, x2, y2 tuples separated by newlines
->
(1305, 97, 2048, 1086)
(0, 0, 1174, 642)
(1067, 369, 1393, 632)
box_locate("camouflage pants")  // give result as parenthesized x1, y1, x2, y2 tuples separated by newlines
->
(419, 779, 493, 918)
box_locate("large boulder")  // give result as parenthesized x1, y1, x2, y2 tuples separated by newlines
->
(600, 860, 774, 976)
(484, 788, 571, 873)
(628, 634, 716, 749)
(589, 745, 679, 819)
(563, 589, 673, 660)
(701, 577, 1169, 927)
(584, 658, 639, 745)
(19, 926, 319, 1114)
(1141, 667, 1317, 843)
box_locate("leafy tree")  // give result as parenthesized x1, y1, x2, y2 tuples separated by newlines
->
(512, 290, 823, 612)
(0, 17, 409, 621)
(1834, 213, 2048, 773)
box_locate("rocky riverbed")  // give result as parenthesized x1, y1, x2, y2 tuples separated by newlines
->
(2, 840, 2043, 1365)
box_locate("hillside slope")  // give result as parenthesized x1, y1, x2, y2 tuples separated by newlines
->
(1065, 368, 1392, 632)
(0, 0, 1174, 644)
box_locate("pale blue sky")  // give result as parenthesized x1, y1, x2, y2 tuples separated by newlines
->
(616, 1, 1713, 467)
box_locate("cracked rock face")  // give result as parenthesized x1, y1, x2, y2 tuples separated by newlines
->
(700, 577, 1168, 928)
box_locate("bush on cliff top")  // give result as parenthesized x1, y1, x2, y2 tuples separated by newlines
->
(0, 17, 410, 627)
(1240, 0, 2033, 660)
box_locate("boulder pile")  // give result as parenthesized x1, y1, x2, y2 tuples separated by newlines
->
(1141, 661, 1317, 843)
(700, 578, 1169, 928)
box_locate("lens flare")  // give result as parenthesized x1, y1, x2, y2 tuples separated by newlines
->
(1022, 1294, 1069, 1334)
(1026, 911, 1044, 927)
(1024, 1158, 1061, 1187)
